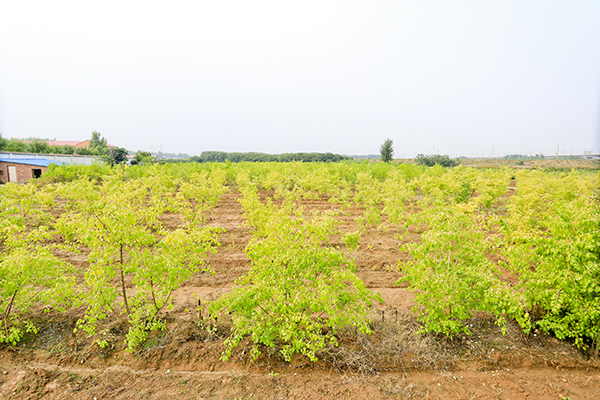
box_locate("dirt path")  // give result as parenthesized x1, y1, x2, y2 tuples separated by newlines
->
(1, 355, 598, 399)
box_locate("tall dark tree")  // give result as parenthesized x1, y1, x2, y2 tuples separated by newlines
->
(380, 138, 394, 163)
(102, 147, 128, 165)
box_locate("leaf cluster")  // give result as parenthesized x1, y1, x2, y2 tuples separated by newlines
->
(415, 154, 459, 167)
(210, 187, 379, 361)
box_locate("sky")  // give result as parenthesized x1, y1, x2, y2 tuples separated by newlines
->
(1, 1, 599, 158)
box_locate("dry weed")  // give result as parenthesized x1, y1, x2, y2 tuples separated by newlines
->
(321, 311, 453, 374)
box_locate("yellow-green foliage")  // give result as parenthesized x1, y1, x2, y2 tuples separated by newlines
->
(3, 162, 599, 356)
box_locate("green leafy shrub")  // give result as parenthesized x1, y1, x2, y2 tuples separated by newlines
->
(415, 154, 459, 167)
(57, 177, 221, 350)
(210, 191, 379, 361)
(0, 192, 74, 345)
(399, 201, 527, 336)
(504, 170, 600, 351)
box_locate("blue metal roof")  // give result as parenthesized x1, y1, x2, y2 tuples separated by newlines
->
(0, 158, 62, 167)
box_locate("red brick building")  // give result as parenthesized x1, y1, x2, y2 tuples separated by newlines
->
(0, 158, 57, 183)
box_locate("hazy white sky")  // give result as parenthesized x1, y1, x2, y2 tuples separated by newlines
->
(1, 1, 599, 157)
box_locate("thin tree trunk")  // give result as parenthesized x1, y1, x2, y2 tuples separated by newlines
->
(119, 243, 130, 316)
(150, 278, 159, 313)
(153, 290, 173, 318)
(3, 289, 18, 334)
(107, 303, 128, 324)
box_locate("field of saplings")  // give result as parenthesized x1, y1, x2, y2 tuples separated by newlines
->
(0, 161, 599, 399)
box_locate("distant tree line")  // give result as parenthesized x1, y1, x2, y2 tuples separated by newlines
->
(503, 154, 546, 160)
(414, 154, 460, 167)
(190, 151, 351, 163)
(1, 136, 81, 155)
(352, 154, 380, 159)
(157, 151, 190, 159)
(0, 133, 107, 156)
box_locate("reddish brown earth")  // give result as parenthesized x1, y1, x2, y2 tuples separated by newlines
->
(1, 191, 599, 399)
(460, 158, 599, 170)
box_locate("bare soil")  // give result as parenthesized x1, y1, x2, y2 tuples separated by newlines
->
(459, 158, 599, 170)
(1, 191, 599, 399)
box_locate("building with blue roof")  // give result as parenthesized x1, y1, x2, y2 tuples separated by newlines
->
(0, 157, 61, 183)
(0, 151, 100, 183)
